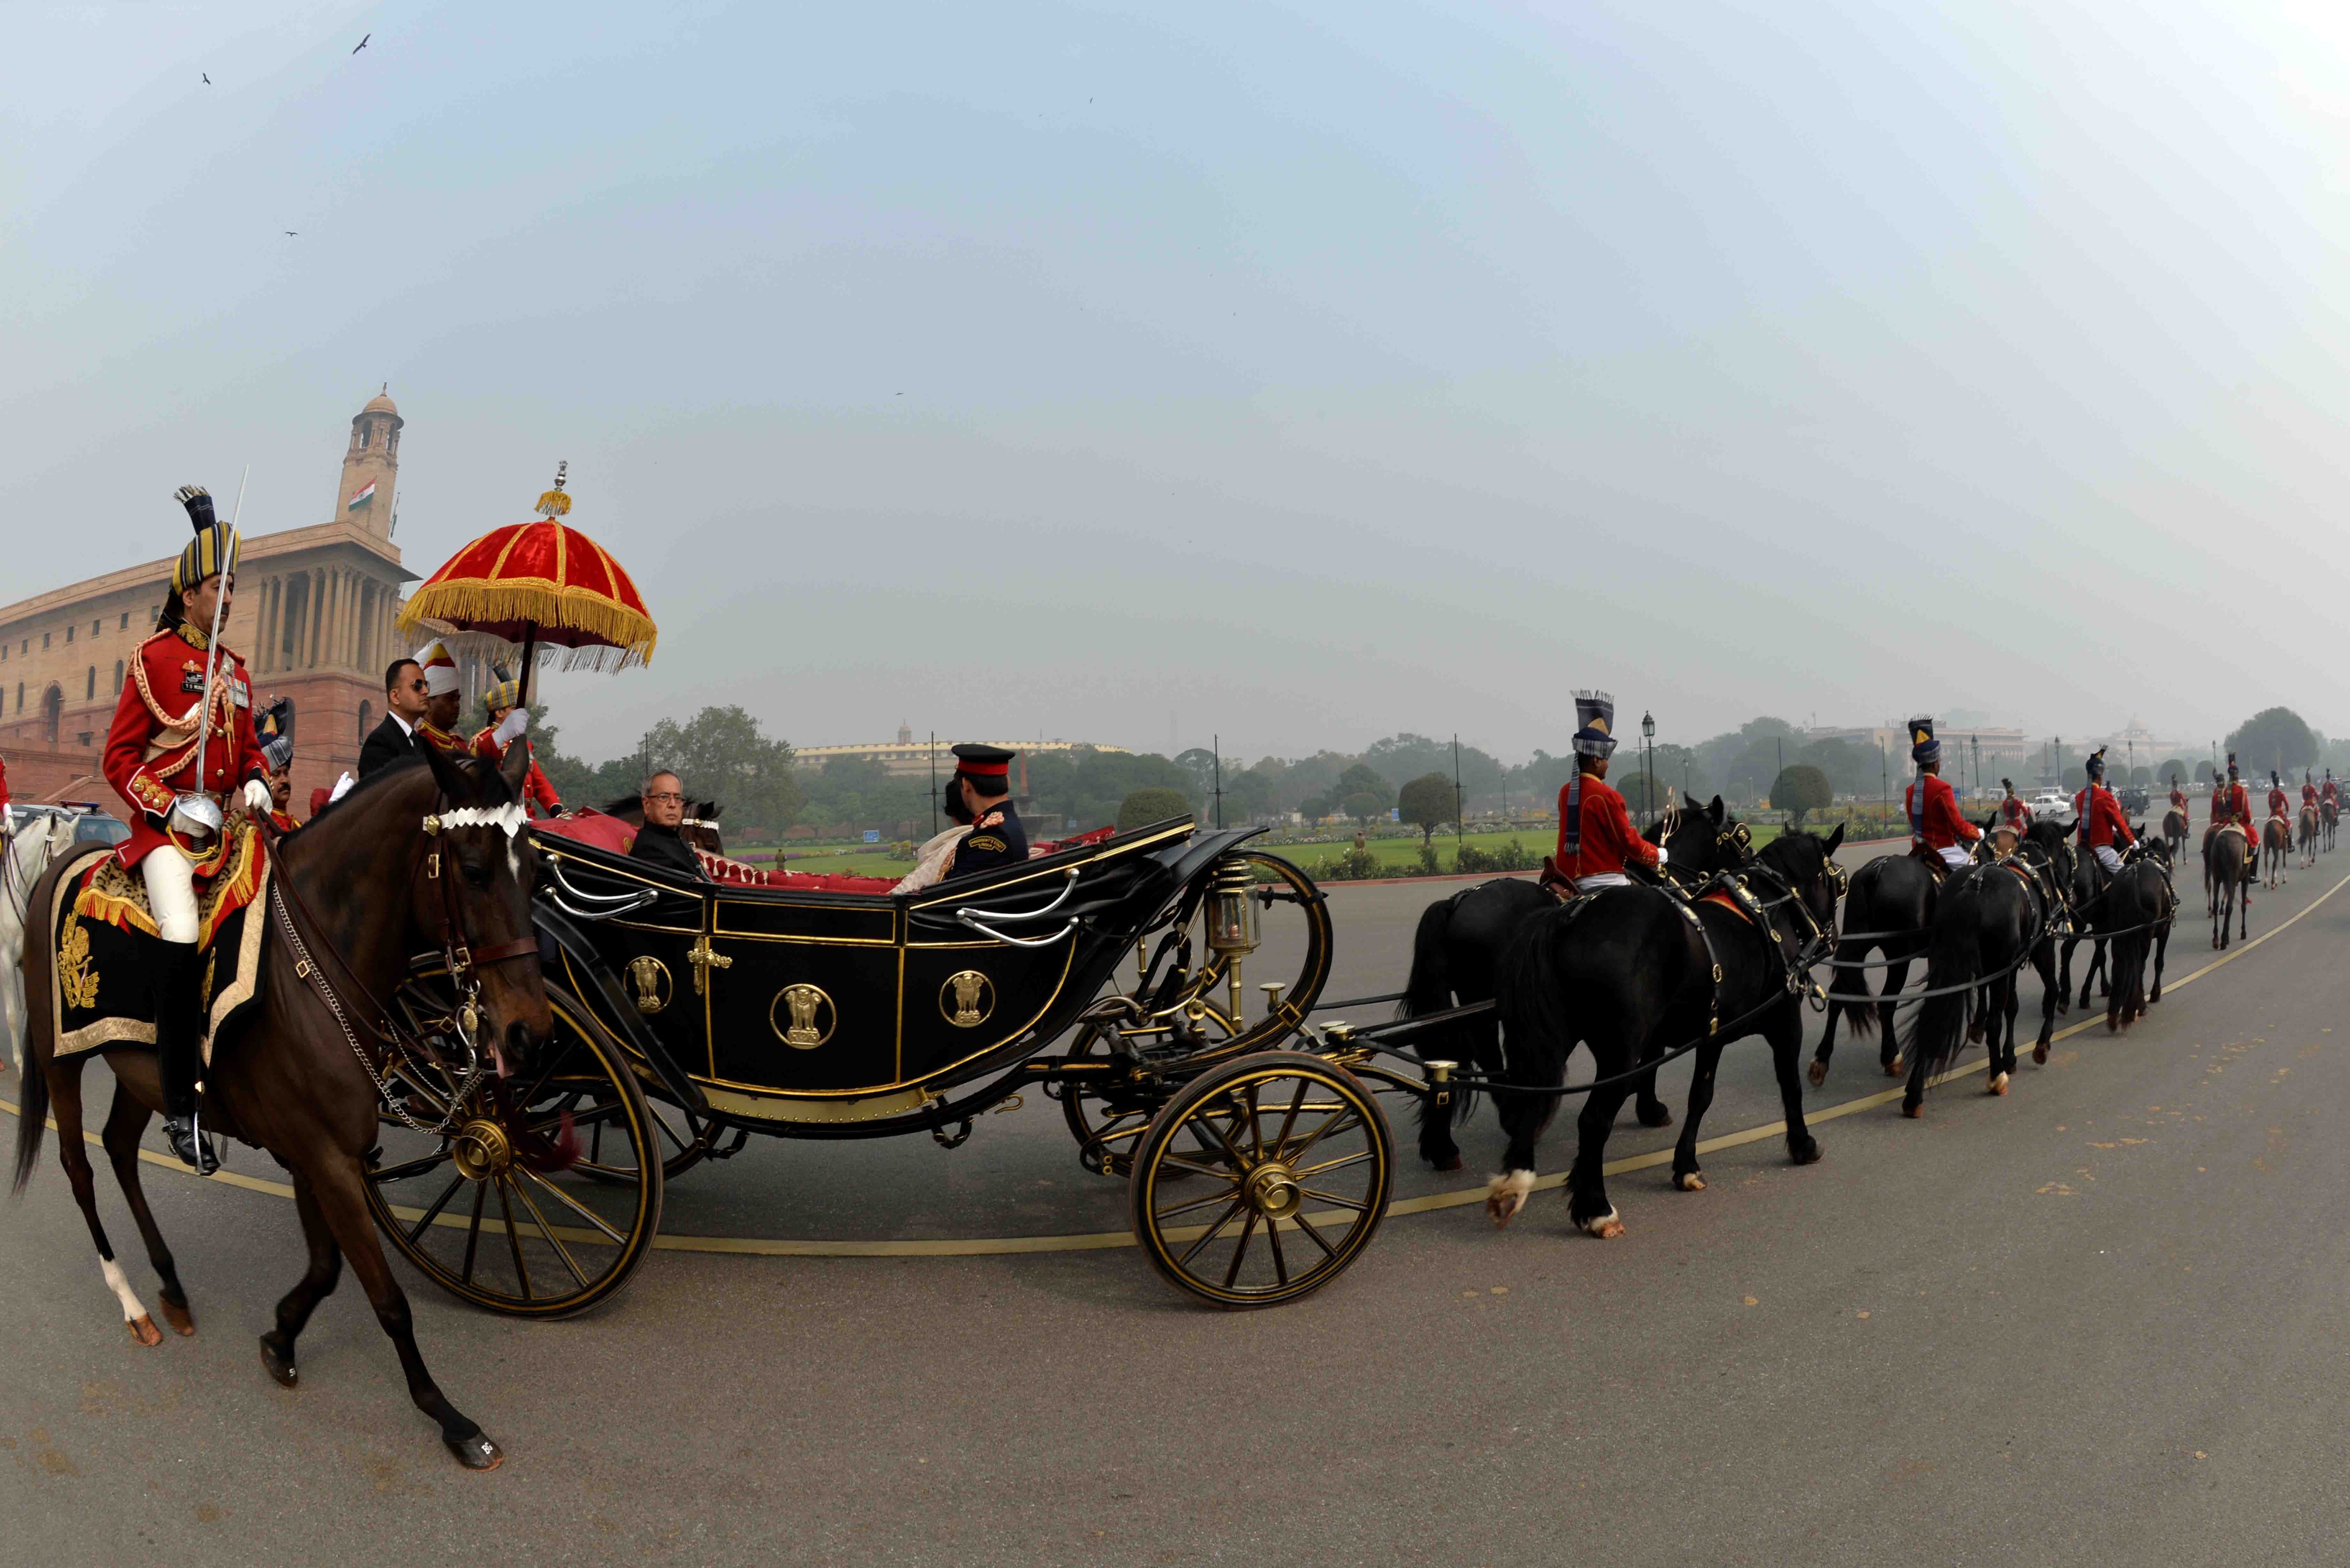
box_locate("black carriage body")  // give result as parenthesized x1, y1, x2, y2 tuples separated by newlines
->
(533, 820, 1262, 1138)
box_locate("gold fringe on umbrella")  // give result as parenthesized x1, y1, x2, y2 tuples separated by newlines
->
(396, 580, 656, 667)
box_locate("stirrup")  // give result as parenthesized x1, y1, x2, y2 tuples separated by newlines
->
(163, 1115, 221, 1177)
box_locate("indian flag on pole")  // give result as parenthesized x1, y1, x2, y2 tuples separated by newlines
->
(347, 480, 376, 510)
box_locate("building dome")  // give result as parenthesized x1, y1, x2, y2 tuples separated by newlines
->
(360, 386, 399, 418)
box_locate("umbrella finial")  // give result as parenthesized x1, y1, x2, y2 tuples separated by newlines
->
(536, 459, 572, 517)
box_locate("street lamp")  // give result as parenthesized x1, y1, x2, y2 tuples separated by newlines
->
(1641, 710, 1656, 825)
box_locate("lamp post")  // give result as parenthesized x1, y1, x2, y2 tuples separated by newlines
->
(1641, 710, 1656, 826)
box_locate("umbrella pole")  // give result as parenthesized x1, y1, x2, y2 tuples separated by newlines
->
(518, 622, 537, 709)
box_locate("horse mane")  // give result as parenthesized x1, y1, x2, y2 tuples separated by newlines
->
(308, 751, 511, 828)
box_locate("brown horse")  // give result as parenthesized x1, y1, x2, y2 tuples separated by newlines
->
(2261, 815, 2292, 889)
(2299, 804, 2319, 869)
(2206, 824, 2252, 948)
(12, 742, 550, 1470)
(2161, 806, 2189, 861)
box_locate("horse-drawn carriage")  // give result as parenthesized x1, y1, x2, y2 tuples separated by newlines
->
(358, 815, 1438, 1313)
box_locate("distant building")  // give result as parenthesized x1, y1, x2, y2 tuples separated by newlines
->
(792, 726, 1129, 780)
(1804, 724, 2032, 773)
(0, 389, 419, 810)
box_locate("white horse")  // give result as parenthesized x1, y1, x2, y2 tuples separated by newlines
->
(2, 809, 82, 1074)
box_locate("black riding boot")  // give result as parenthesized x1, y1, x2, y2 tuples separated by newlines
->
(155, 940, 220, 1176)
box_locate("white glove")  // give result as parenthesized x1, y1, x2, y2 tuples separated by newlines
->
(328, 772, 355, 803)
(493, 706, 529, 745)
(244, 779, 273, 816)
(1655, 845, 1670, 865)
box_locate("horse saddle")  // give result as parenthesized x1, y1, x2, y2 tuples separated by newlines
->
(1908, 841, 1953, 883)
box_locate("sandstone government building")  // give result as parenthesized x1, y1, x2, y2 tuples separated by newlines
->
(1, 391, 420, 813)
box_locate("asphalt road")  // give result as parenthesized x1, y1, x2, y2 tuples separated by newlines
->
(7, 835, 2347, 1564)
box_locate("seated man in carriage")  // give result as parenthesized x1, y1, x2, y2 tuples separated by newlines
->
(936, 743, 1028, 880)
(1545, 690, 1664, 893)
(628, 771, 707, 880)
(2071, 747, 2135, 878)
(1904, 716, 1980, 876)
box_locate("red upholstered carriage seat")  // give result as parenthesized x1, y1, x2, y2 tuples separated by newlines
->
(533, 808, 638, 857)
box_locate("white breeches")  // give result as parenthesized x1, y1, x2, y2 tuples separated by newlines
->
(141, 846, 200, 944)
(1575, 872, 1632, 890)
(1937, 846, 1971, 869)
(2093, 845, 2122, 874)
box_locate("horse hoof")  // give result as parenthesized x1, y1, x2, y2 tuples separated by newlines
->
(1885, 1057, 1904, 1077)
(1484, 1171, 1533, 1228)
(127, 1315, 162, 1348)
(447, 1432, 503, 1472)
(259, 1337, 298, 1389)
(160, 1297, 195, 1337)
(2033, 1044, 2049, 1065)
(1429, 1155, 1463, 1173)
(1790, 1138, 1823, 1165)
(1638, 1106, 1674, 1129)
(1901, 1102, 1923, 1119)
(1987, 1072, 2010, 1096)
(1807, 1059, 1828, 1089)
(1579, 1211, 1626, 1240)
(1674, 1171, 1706, 1192)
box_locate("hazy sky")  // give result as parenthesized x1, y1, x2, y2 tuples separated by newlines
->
(8, 2, 2350, 766)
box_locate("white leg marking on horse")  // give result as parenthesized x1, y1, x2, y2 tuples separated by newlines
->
(100, 1258, 148, 1323)
(1484, 1170, 1533, 1225)
(1579, 1205, 1622, 1236)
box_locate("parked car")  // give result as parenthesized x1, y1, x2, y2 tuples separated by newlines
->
(2028, 789, 2075, 821)
(3, 802, 129, 848)
(2117, 785, 2150, 814)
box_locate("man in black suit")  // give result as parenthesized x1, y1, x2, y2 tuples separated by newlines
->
(628, 771, 706, 879)
(357, 657, 430, 778)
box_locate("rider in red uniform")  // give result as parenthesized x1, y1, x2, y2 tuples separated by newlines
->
(1552, 690, 1661, 890)
(2266, 772, 2291, 824)
(100, 486, 270, 1172)
(2302, 772, 2319, 812)
(1904, 717, 1981, 871)
(1997, 777, 2032, 836)
(468, 662, 562, 818)
(2211, 755, 2257, 905)
(2324, 771, 2340, 809)
(2071, 748, 2136, 875)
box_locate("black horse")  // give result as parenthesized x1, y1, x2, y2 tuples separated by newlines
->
(1486, 827, 1845, 1237)
(2057, 831, 2110, 1012)
(2100, 838, 2175, 1032)
(1400, 798, 1750, 1171)
(1809, 840, 1938, 1086)
(1899, 833, 2064, 1117)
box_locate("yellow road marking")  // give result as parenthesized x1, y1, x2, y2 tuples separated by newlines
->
(5, 867, 2343, 1259)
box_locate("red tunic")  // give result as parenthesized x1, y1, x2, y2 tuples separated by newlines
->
(2326, 781, 2340, 805)
(471, 727, 562, 817)
(2302, 783, 2319, 809)
(2168, 788, 2188, 814)
(2267, 786, 2290, 820)
(101, 624, 266, 869)
(1553, 773, 1658, 882)
(1998, 795, 2032, 831)
(2211, 780, 2254, 833)
(1904, 773, 1982, 852)
(2071, 785, 2136, 850)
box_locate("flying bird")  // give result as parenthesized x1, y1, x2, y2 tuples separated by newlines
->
(202, 72, 211, 84)
(352, 33, 370, 54)
(284, 230, 298, 236)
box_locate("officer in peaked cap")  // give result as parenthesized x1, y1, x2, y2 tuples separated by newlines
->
(944, 743, 1028, 879)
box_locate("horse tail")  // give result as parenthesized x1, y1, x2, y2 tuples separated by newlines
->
(11, 1033, 47, 1195)
(1494, 903, 1580, 1089)
(2108, 905, 2147, 1024)
(1400, 892, 1477, 1123)
(1901, 879, 1984, 1081)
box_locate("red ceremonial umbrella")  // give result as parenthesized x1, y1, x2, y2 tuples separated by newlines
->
(396, 463, 656, 706)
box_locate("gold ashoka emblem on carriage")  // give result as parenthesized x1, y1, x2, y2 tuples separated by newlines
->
(771, 983, 836, 1050)
(941, 969, 994, 1029)
(625, 955, 673, 1015)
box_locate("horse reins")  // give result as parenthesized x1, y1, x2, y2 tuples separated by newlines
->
(267, 801, 538, 1135)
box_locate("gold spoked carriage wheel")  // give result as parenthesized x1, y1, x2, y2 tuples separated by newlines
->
(1129, 1051, 1391, 1309)
(363, 977, 663, 1318)
(1058, 1005, 1237, 1177)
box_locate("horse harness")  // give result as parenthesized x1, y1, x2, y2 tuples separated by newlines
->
(268, 800, 539, 1135)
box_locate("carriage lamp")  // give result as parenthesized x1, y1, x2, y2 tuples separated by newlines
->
(1205, 857, 1262, 1025)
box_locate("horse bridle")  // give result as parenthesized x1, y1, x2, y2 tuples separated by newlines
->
(269, 799, 540, 1134)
